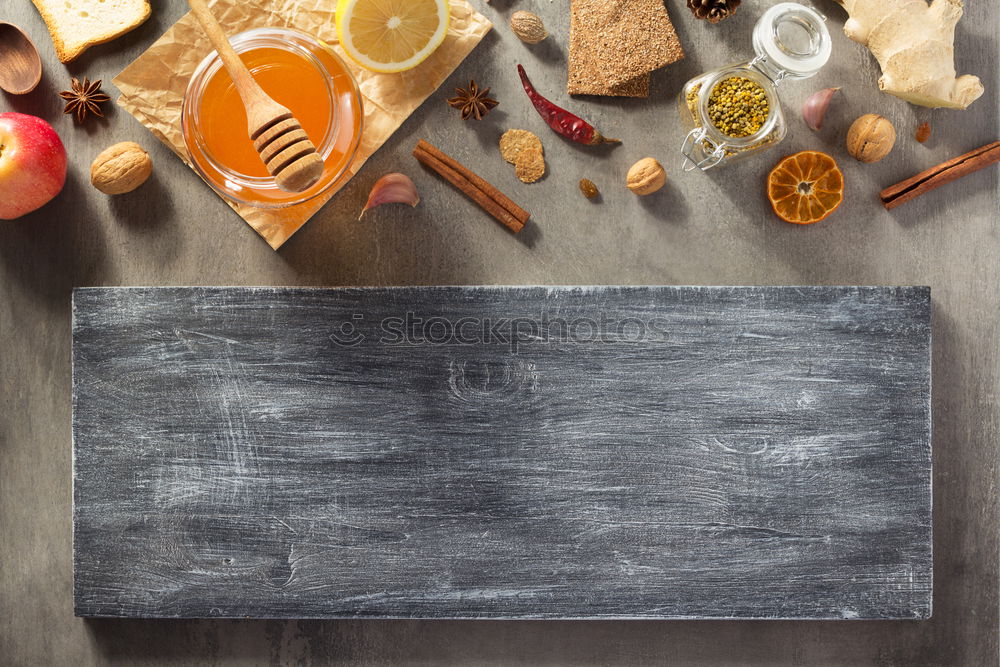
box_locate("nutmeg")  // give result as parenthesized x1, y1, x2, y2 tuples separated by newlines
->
(91, 142, 152, 195)
(626, 158, 666, 195)
(510, 11, 548, 44)
(846, 114, 896, 163)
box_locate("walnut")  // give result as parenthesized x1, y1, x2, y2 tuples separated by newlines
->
(627, 158, 666, 195)
(510, 11, 548, 44)
(90, 142, 152, 195)
(846, 114, 896, 163)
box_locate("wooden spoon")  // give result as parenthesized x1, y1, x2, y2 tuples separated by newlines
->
(187, 0, 324, 193)
(0, 22, 42, 95)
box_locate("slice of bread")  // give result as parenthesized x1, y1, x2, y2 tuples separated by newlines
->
(31, 0, 151, 63)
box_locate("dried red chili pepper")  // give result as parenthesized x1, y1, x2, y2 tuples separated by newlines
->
(517, 64, 620, 146)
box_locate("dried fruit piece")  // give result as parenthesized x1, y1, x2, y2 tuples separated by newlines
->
(359, 173, 420, 219)
(500, 129, 546, 184)
(627, 158, 666, 195)
(90, 142, 152, 195)
(579, 178, 599, 199)
(510, 11, 548, 43)
(847, 114, 897, 163)
(915, 121, 932, 143)
(767, 151, 844, 224)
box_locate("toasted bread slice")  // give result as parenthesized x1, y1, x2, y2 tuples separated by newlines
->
(31, 0, 151, 63)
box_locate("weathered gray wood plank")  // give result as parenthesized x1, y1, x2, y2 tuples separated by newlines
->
(72, 286, 931, 619)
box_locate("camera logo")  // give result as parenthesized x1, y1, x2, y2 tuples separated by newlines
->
(328, 314, 366, 347)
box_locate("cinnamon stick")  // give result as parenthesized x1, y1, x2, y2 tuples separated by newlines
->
(880, 141, 1000, 210)
(413, 140, 530, 233)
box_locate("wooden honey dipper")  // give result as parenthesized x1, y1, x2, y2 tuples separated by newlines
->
(187, 0, 325, 193)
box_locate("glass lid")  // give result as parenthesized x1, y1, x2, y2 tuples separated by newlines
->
(751, 2, 832, 81)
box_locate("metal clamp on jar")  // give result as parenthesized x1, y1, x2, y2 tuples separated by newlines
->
(679, 2, 832, 172)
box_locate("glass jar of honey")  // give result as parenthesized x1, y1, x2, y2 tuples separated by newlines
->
(678, 2, 831, 171)
(182, 27, 364, 208)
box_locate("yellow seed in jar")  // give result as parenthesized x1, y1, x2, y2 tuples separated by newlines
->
(706, 76, 769, 138)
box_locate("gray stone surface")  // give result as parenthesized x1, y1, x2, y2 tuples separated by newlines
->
(1, 0, 997, 663)
(72, 286, 932, 620)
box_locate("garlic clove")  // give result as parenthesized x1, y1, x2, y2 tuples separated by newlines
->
(802, 87, 840, 131)
(359, 173, 420, 219)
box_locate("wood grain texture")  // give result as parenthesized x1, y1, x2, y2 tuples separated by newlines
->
(72, 286, 932, 620)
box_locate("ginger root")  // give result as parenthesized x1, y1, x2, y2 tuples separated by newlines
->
(835, 0, 984, 109)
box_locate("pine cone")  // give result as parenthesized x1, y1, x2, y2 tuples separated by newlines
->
(687, 0, 742, 23)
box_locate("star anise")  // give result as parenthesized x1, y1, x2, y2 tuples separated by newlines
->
(59, 78, 111, 123)
(447, 80, 499, 121)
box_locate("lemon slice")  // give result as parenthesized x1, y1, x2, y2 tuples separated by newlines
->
(336, 0, 451, 74)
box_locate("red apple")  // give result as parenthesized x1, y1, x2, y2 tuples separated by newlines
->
(0, 112, 67, 220)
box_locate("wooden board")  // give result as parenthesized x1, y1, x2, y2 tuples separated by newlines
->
(72, 286, 932, 619)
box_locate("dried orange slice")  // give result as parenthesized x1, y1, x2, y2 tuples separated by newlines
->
(767, 150, 845, 224)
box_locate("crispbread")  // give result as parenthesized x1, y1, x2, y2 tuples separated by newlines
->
(568, 0, 683, 97)
(570, 73, 650, 98)
(31, 0, 151, 63)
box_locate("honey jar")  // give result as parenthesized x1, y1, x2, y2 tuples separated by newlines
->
(182, 27, 364, 208)
(678, 3, 831, 171)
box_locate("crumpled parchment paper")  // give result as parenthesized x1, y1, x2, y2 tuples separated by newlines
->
(114, 0, 492, 249)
